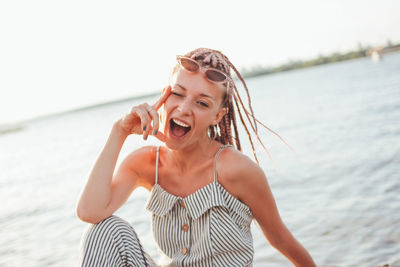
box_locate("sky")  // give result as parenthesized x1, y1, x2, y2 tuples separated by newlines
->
(1, 0, 399, 125)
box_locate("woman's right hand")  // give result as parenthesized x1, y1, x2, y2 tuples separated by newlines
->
(116, 85, 172, 142)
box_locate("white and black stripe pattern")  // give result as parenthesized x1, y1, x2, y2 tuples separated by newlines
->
(145, 145, 254, 267)
(78, 215, 158, 267)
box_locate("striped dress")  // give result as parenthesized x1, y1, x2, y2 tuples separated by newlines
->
(145, 145, 254, 266)
(78, 144, 254, 267)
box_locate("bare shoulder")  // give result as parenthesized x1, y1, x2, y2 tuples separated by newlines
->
(119, 145, 158, 188)
(122, 145, 155, 166)
(216, 147, 268, 202)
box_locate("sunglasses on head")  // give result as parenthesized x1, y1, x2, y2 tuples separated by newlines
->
(176, 55, 231, 84)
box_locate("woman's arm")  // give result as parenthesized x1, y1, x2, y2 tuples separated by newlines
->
(76, 86, 171, 224)
(222, 151, 316, 266)
(76, 122, 135, 223)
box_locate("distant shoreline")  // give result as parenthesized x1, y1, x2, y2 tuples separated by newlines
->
(240, 42, 400, 79)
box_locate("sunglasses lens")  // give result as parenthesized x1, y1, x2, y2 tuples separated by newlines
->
(177, 56, 228, 83)
(180, 58, 199, 72)
(205, 70, 227, 82)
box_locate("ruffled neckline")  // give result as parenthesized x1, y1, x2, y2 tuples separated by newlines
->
(145, 180, 253, 221)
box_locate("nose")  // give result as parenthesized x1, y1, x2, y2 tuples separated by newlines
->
(177, 98, 191, 115)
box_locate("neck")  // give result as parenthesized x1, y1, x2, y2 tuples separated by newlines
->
(166, 135, 221, 174)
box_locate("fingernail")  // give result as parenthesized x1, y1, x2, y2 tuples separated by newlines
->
(143, 126, 146, 131)
(154, 129, 158, 135)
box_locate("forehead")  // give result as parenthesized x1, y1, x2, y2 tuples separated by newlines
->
(172, 68, 225, 97)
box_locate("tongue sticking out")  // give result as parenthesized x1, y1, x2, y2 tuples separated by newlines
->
(171, 119, 191, 138)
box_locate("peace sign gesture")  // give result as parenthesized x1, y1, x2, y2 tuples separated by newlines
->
(117, 85, 172, 142)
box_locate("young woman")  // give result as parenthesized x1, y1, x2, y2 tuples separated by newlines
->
(76, 48, 316, 266)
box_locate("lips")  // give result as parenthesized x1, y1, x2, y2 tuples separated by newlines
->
(169, 118, 191, 138)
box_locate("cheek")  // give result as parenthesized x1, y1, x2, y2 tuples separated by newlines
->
(163, 98, 174, 114)
(196, 110, 218, 127)
(161, 98, 177, 123)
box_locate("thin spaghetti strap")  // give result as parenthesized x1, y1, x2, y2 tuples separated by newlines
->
(155, 146, 160, 184)
(213, 144, 233, 182)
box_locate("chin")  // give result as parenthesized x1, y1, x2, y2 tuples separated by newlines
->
(164, 135, 188, 151)
(164, 139, 178, 150)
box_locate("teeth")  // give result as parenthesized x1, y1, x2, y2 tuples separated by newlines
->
(172, 118, 190, 128)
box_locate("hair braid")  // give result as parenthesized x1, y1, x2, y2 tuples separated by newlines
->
(230, 100, 241, 151)
(233, 93, 259, 163)
(224, 112, 233, 145)
(222, 113, 231, 145)
(226, 63, 258, 134)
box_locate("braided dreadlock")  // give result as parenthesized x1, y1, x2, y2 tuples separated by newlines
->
(170, 48, 293, 164)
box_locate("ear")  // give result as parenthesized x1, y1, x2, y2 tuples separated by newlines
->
(212, 107, 228, 126)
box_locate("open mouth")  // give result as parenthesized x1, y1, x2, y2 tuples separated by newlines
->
(170, 118, 191, 138)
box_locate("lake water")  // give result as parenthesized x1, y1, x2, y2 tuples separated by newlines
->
(0, 52, 399, 267)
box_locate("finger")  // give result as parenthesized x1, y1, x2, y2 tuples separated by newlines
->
(145, 124, 166, 142)
(152, 128, 166, 142)
(142, 103, 159, 136)
(136, 107, 151, 138)
(147, 106, 160, 135)
(142, 116, 152, 141)
(152, 85, 172, 111)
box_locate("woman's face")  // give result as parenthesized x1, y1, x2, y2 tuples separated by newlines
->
(162, 68, 227, 149)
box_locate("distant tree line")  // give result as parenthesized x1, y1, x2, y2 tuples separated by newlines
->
(240, 40, 400, 78)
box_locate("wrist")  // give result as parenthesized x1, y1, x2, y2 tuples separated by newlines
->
(112, 120, 130, 139)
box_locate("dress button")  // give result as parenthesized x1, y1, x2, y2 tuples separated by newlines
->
(179, 200, 186, 208)
(182, 224, 189, 232)
(181, 247, 188, 255)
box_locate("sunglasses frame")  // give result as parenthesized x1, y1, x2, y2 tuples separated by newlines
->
(176, 55, 232, 84)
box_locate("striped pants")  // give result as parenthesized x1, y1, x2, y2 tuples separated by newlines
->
(78, 215, 159, 267)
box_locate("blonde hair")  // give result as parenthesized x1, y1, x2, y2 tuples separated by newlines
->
(171, 48, 292, 163)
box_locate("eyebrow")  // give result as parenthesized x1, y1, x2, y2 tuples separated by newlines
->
(175, 83, 215, 100)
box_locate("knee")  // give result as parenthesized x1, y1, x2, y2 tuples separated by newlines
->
(81, 215, 132, 243)
(78, 215, 137, 266)
(98, 215, 133, 232)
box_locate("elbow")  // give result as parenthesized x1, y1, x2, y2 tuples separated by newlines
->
(266, 225, 293, 249)
(269, 235, 289, 249)
(76, 205, 91, 223)
(76, 205, 102, 224)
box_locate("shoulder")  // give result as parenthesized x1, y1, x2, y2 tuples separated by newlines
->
(216, 146, 267, 202)
(216, 147, 280, 223)
(119, 145, 159, 185)
(216, 146, 265, 181)
(122, 145, 157, 165)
